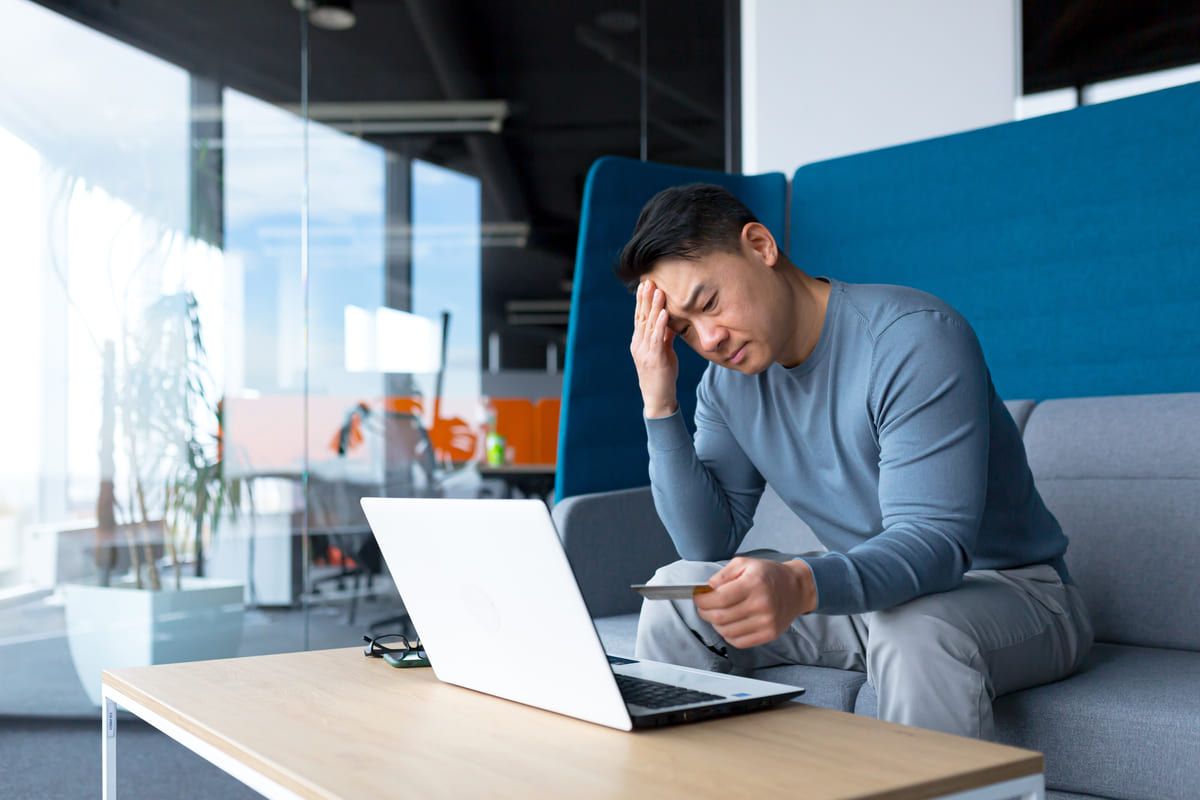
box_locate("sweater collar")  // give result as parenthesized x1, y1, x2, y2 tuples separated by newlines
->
(779, 276, 840, 379)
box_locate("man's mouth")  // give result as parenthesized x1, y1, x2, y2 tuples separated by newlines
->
(728, 343, 747, 365)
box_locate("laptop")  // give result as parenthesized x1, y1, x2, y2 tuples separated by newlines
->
(360, 497, 804, 731)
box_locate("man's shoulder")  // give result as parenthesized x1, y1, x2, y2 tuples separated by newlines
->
(838, 280, 964, 341)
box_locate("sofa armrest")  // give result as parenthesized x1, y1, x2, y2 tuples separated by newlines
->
(552, 486, 680, 618)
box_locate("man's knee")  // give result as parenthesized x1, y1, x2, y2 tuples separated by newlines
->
(865, 602, 994, 738)
(639, 558, 721, 636)
(636, 558, 735, 671)
(636, 559, 720, 648)
(866, 603, 980, 676)
(646, 558, 722, 587)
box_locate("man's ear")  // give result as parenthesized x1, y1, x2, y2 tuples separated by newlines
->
(741, 222, 778, 268)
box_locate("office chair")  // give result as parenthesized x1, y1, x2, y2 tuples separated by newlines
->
(363, 407, 447, 635)
(306, 473, 377, 621)
(312, 403, 448, 630)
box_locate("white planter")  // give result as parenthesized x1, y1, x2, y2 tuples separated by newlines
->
(64, 577, 245, 707)
(0, 515, 18, 574)
(207, 511, 298, 606)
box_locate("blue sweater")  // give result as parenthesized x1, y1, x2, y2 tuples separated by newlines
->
(644, 278, 1069, 615)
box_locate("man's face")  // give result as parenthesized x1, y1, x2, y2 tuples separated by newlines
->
(646, 234, 791, 374)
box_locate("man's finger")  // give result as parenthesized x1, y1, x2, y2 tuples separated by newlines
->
(638, 284, 657, 335)
(698, 572, 755, 612)
(726, 630, 773, 650)
(639, 280, 654, 320)
(709, 557, 746, 588)
(706, 594, 767, 629)
(715, 614, 771, 643)
(701, 599, 753, 627)
(643, 288, 663, 345)
(636, 283, 650, 344)
(654, 308, 669, 345)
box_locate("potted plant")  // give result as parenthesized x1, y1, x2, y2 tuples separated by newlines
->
(64, 291, 247, 707)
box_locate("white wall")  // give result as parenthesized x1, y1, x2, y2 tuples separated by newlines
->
(742, 0, 1019, 174)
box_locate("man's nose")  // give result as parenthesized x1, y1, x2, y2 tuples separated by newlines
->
(696, 321, 728, 353)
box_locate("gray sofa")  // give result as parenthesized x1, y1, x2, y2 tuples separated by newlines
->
(552, 393, 1200, 800)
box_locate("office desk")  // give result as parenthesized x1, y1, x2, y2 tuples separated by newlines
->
(476, 463, 556, 500)
(102, 648, 1044, 799)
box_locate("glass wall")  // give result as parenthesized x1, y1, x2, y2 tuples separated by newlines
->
(0, 0, 248, 715)
(0, 0, 732, 717)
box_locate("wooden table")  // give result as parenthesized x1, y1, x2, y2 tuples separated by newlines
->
(102, 648, 1044, 799)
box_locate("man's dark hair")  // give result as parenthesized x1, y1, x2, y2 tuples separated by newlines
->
(615, 183, 759, 290)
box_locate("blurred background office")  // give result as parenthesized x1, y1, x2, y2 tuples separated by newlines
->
(1, 0, 1199, 795)
(0, 0, 735, 733)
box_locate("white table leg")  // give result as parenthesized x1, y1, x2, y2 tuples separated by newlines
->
(103, 691, 117, 799)
(933, 773, 1045, 800)
(100, 683, 304, 800)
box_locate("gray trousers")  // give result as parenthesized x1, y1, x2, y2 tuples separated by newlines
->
(634, 550, 1094, 740)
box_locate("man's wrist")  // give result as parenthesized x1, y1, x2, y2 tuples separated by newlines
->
(643, 402, 678, 419)
(784, 559, 818, 615)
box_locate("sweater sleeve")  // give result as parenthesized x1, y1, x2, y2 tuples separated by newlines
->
(644, 369, 765, 561)
(797, 310, 991, 614)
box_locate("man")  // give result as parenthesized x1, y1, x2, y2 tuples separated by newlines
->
(618, 183, 1093, 740)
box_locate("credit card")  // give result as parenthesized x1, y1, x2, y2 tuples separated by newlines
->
(630, 583, 713, 600)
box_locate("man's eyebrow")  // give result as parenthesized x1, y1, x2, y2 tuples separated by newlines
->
(679, 283, 707, 313)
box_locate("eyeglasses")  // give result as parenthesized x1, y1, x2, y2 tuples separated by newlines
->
(362, 633, 430, 668)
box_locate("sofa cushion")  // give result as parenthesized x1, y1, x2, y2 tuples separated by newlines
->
(1023, 393, 1200, 651)
(554, 487, 682, 618)
(592, 613, 641, 657)
(1004, 399, 1036, 434)
(738, 484, 825, 554)
(753, 663, 867, 713)
(997, 643, 1200, 800)
(854, 643, 1200, 800)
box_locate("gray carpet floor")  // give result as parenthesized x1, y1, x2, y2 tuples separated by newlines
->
(1, 717, 260, 799)
(0, 583, 416, 798)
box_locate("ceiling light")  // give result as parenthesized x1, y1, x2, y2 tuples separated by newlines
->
(279, 100, 511, 135)
(292, 0, 357, 32)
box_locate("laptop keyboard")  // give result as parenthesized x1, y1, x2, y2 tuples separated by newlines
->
(614, 673, 724, 709)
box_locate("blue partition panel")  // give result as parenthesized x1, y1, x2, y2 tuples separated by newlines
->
(790, 82, 1200, 402)
(556, 157, 787, 501)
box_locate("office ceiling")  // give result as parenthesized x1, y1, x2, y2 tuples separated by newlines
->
(26, 0, 1200, 365)
(1024, 0, 1200, 93)
(31, 0, 729, 367)
(32, 0, 728, 246)
(34, 0, 1200, 246)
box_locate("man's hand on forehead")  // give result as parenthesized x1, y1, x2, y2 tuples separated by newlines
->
(644, 281, 687, 333)
(630, 278, 680, 419)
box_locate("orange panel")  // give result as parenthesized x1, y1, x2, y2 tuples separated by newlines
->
(535, 397, 560, 465)
(490, 398, 536, 465)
